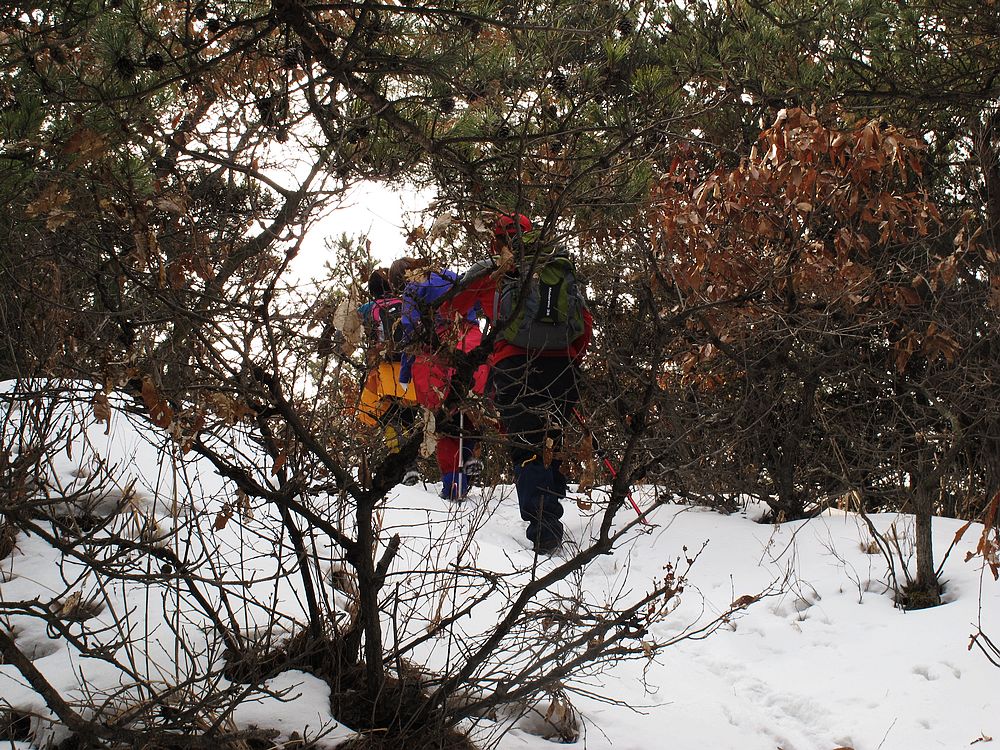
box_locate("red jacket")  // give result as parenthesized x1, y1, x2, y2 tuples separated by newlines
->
(440, 272, 592, 366)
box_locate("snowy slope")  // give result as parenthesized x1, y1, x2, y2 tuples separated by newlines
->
(1, 386, 997, 750)
(385, 485, 999, 750)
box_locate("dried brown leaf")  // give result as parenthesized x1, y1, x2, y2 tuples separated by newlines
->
(92, 392, 112, 434)
(272, 451, 287, 476)
(63, 128, 106, 165)
(25, 184, 71, 220)
(141, 377, 174, 429)
(214, 504, 233, 531)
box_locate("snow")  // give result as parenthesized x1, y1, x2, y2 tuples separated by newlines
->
(449, 493, 998, 750)
(1, 384, 998, 750)
(230, 671, 344, 747)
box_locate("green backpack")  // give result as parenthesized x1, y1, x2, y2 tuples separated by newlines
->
(494, 251, 587, 351)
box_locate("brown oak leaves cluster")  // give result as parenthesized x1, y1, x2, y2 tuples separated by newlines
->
(650, 107, 967, 388)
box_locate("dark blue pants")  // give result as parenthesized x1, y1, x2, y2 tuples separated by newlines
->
(493, 355, 578, 549)
(514, 459, 568, 548)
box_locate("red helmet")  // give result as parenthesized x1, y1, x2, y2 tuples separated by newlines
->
(493, 213, 532, 236)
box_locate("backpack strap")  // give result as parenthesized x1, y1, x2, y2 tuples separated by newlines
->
(459, 258, 499, 287)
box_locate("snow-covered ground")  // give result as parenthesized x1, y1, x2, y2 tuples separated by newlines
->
(1, 387, 998, 750)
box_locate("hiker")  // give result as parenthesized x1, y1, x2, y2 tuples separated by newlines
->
(356, 267, 421, 486)
(391, 257, 487, 501)
(429, 214, 592, 553)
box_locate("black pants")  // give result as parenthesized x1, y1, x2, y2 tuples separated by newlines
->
(492, 355, 579, 465)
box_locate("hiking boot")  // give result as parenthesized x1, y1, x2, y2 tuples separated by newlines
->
(532, 537, 562, 555)
(401, 468, 421, 486)
(440, 486, 467, 502)
(462, 458, 483, 477)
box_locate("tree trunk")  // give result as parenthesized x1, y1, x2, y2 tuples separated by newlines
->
(353, 492, 385, 697)
(977, 111, 1000, 242)
(907, 479, 941, 609)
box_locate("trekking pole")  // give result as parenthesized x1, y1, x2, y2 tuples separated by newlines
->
(456, 410, 465, 501)
(571, 407, 651, 526)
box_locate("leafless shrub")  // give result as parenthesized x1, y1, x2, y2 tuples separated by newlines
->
(0, 521, 16, 560)
(0, 707, 32, 743)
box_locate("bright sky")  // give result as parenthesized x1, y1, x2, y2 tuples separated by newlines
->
(288, 180, 434, 283)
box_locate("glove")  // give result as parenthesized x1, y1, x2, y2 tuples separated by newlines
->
(398, 353, 413, 388)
